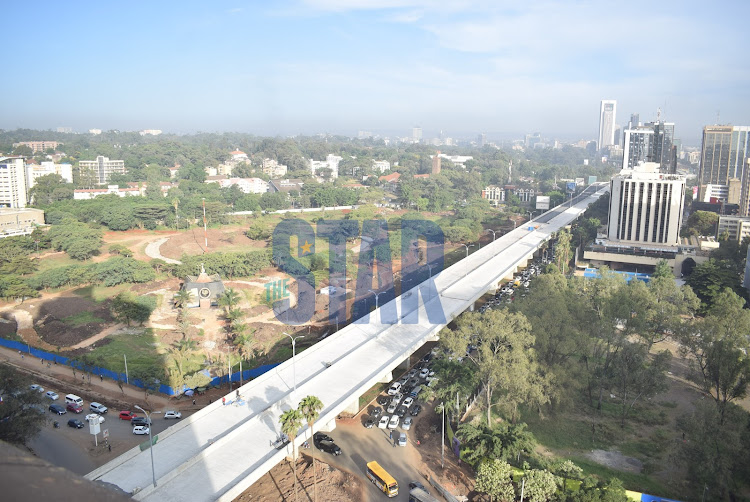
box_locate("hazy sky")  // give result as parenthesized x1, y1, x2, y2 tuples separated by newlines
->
(3, 1, 748, 144)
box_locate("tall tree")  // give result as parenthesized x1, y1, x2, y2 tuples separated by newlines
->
(475, 459, 515, 502)
(523, 469, 558, 502)
(0, 365, 48, 445)
(298, 396, 324, 502)
(217, 287, 242, 314)
(279, 408, 304, 502)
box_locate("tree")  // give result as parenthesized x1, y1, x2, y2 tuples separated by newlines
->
(279, 408, 304, 502)
(475, 459, 515, 502)
(640, 275, 699, 351)
(682, 210, 718, 237)
(298, 396, 324, 502)
(173, 289, 194, 310)
(217, 288, 242, 315)
(680, 289, 750, 424)
(523, 469, 558, 502)
(131, 365, 162, 401)
(458, 422, 536, 465)
(553, 460, 583, 495)
(652, 259, 672, 279)
(0, 365, 47, 445)
(110, 292, 154, 326)
(685, 258, 742, 311)
(553, 230, 573, 274)
(441, 309, 549, 426)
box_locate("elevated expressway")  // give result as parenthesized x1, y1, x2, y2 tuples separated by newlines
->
(86, 183, 609, 501)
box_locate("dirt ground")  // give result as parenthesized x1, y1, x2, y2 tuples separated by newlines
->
(234, 454, 364, 502)
(159, 226, 267, 260)
(34, 294, 115, 347)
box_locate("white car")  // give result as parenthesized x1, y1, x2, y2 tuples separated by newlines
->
(86, 413, 104, 423)
(378, 416, 389, 429)
(419, 368, 430, 379)
(164, 410, 182, 419)
(30, 384, 44, 393)
(132, 425, 150, 435)
(388, 415, 400, 429)
(402, 417, 413, 430)
(45, 391, 59, 400)
(402, 397, 414, 409)
(387, 382, 402, 396)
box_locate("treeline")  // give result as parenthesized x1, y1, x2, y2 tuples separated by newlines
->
(26, 256, 155, 290)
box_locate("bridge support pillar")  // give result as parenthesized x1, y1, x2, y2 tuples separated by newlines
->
(378, 371, 393, 383)
(318, 417, 337, 433)
(342, 398, 360, 416)
(468, 303, 475, 312)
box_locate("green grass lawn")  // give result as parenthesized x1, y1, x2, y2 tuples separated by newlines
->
(73, 284, 132, 302)
(62, 311, 106, 326)
(87, 328, 162, 373)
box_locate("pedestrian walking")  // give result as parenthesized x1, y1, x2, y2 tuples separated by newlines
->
(108, 444, 112, 452)
(209, 398, 212, 404)
(47, 362, 51, 368)
(100, 374, 103, 382)
(222, 397, 226, 406)
(236, 390, 240, 399)
(21, 354, 24, 359)
(40, 358, 44, 364)
(192, 399, 196, 406)
(389, 430, 393, 440)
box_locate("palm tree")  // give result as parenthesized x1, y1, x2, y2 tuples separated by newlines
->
(279, 408, 304, 502)
(298, 395, 324, 502)
(173, 289, 194, 310)
(218, 288, 241, 314)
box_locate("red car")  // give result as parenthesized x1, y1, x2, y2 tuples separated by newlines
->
(66, 403, 83, 414)
(119, 410, 137, 420)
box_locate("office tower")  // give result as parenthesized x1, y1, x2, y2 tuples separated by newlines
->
(477, 133, 486, 147)
(412, 126, 422, 143)
(629, 113, 640, 128)
(598, 100, 617, 149)
(622, 121, 677, 173)
(78, 156, 126, 185)
(0, 157, 29, 208)
(697, 125, 750, 206)
(607, 162, 685, 245)
(432, 151, 441, 174)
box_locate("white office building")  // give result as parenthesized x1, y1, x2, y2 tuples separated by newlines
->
(717, 215, 750, 242)
(27, 161, 73, 188)
(607, 162, 685, 245)
(372, 160, 391, 173)
(598, 100, 617, 149)
(78, 156, 126, 185)
(0, 157, 28, 208)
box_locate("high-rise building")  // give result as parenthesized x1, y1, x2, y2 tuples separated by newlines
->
(629, 113, 640, 129)
(607, 162, 685, 245)
(697, 125, 750, 207)
(78, 156, 126, 185)
(598, 100, 617, 149)
(27, 162, 73, 189)
(622, 121, 677, 173)
(412, 126, 422, 143)
(0, 157, 29, 208)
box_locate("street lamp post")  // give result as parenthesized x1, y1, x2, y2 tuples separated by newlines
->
(283, 332, 305, 393)
(486, 229, 498, 241)
(368, 289, 384, 310)
(134, 406, 162, 488)
(513, 220, 518, 230)
(527, 211, 533, 221)
(461, 244, 474, 258)
(440, 402, 445, 469)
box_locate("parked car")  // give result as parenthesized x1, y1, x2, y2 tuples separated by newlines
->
(387, 382, 402, 396)
(378, 416, 390, 429)
(409, 481, 429, 493)
(132, 425, 150, 435)
(376, 395, 390, 406)
(370, 406, 382, 418)
(313, 432, 333, 444)
(316, 440, 342, 456)
(45, 391, 59, 400)
(402, 397, 414, 408)
(164, 410, 182, 419)
(388, 415, 399, 429)
(131, 417, 151, 427)
(395, 405, 407, 418)
(30, 384, 44, 393)
(364, 418, 375, 429)
(119, 410, 137, 420)
(419, 368, 429, 379)
(49, 404, 66, 415)
(86, 414, 104, 423)
(67, 418, 85, 429)
(410, 404, 422, 416)
(397, 433, 407, 447)
(402, 417, 413, 430)
(66, 402, 83, 414)
(386, 402, 398, 414)
(89, 402, 108, 414)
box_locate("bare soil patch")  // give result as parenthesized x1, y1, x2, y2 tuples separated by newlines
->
(34, 295, 114, 347)
(0, 313, 18, 337)
(234, 454, 364, 502)
(159, 227, 268, 260)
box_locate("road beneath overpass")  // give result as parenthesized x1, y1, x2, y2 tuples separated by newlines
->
(86, 183, 609, 502)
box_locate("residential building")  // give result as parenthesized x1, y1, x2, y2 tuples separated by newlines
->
(0, 157, 28, 208)
(206, 177, 269, 194)
(697, 125, 750, 209)
(431, 151, 441, 174)
(268, 179, 304, 193)
(13, 141, 61, 153)
(414, 174, 430, 179)
(139, 129, 162, 136)
(717, 215, 750, 242)
(308, 154, 341, 178)
(261, 159, 288, 178)
(514, 187, 536, 203)
(0, 208, 44, 237)
(481, 185, 504, 206)
(372, 160, 391, 173)
(89, 129, 102, 135)
(607, 162, 685, 245)
(230, 150, 249, 162)
(438, 154, 473, 168)
(73, 185, 142, 200)
(56, 127, 72, 133)
(26, 161, 73, 188)
(78, 156, 126, 185)
(168, 165, 180, 178)
(598, 100, 617, 149)
(412, 126, 422, 143)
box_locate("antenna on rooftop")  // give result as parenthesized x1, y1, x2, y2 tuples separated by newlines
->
(716, 110, 721, 125)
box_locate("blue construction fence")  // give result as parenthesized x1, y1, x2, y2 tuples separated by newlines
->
(0, 336, 278, 396)
(584, 268, 651, 283)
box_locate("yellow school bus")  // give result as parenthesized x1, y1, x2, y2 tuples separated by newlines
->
(366, 461, 398, 497)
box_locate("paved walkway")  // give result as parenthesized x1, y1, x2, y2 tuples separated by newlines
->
(144, 237, 181, 265)
(68, 323, 127, 350)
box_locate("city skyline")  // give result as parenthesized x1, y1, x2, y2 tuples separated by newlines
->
(2, 1, 748, 142)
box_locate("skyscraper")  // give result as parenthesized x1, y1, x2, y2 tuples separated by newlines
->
(697, 125, 750, 207)
(622, 121, 677, 173)
(598, 100, 617, 149)
(412, 126, 422, 143)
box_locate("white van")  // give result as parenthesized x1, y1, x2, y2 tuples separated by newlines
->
(89, 402, 108, 414)
(65, 394, 84, 407)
